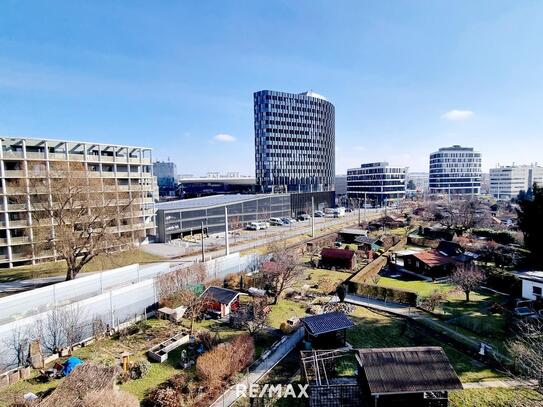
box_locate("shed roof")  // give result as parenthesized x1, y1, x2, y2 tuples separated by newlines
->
(356, 346, 462, 395)
(302, 312, 354, 336)
(339, 228, 368, 236)
(436, 240, 464, 257)
(355, 236, 380, 245)
(321, 247, 355, 260)
(411, 250, 457, 267)
(201, 286, 240, 305)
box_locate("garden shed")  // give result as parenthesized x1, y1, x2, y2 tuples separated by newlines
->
(320, 248, 356, 270)
(302, 312, 354, 348)
(200, 286, 241, 318)
(355, 346, 462, 407)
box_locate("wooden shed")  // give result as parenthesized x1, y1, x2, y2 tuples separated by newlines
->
(320, 248, 356, 270)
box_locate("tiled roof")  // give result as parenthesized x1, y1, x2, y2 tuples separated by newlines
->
(356, 346, 463, 395)
(302, 312, 354, 336)
(411, 250, 457, 267)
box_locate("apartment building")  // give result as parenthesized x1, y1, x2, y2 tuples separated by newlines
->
(489, 164, 543, 200)
(429, 145, 482, 196)
(347, 162, 407, 206)
(0, 137, 157, 268)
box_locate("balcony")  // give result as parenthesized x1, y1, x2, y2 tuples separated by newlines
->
(26, 152, 46, 160)
(68, 154, 85, 161)
(8, 220, 28, 228)
(10, 236, 31, 245)
(7, 203, 27, 211)
(3, 170, 26, 178)
(2, 151, 24, 159)
(0, 238, 8, 246)
(47, 152, 67, 160)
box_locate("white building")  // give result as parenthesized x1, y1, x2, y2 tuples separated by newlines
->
(518, 271, 543, 301)
(406, 172, 429, 193)
(429, 145, 482, 196)
(347, 162, 407, 206)
(489, 164, 543, 200)
(1, 137, 157, 268)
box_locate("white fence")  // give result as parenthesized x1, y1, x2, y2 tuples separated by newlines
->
(0, 253, 258, 369)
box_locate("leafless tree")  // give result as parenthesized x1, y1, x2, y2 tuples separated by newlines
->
(265, 242, 303, 304)
(508, 320, 543, 395)
(178, 289, 210, 335)
(2, 326, 31, 369)
(234, 297, 269, 335)
(156, 262, 207, 302)
(450, 263, 485, 302)
(62, 304, 84, 350)
(17, 162, 137, 280)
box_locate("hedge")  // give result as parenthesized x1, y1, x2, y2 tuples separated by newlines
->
(472, 228, 516, 245)
(348, 281, 418, 306)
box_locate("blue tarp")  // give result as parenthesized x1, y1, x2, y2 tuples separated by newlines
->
(62, 356, 83, 376)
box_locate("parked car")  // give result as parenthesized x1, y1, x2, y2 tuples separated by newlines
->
(345, 208, 354, 213)
(314, 211, 325, 217)
(246, 221, 269, 230)
(281, 217, 297, 224)
(297, 214, 311, 221)
(269, 217, 284, 226)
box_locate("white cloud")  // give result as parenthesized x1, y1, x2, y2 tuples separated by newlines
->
(441, 110, 474, 121)
(213, 133, 236, 142)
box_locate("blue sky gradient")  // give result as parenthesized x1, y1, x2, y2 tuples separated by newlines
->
(1, 1, 542, 174)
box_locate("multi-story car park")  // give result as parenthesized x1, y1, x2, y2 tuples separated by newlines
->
(347, 162, 407, 206)
(490, 164, 543, 200)
(0, 137, 157, 268)
(429, 145, 482, 196)
(155, 194, 291, 243)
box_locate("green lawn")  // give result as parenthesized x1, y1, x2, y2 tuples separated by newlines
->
(347, 307, 504, 383)
(0, 249, 165, 282)
(267, 299, 308, 328)
(376, 276, 455, 297)
(299, 267, 352, 288)
(450, 388, 543, 407)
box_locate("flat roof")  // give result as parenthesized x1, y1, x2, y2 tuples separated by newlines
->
(1, 136, 152, 150)
(516, 271, 543, 283)
(155, 193, 288, 211)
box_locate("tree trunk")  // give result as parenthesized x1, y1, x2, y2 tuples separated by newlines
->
(465, 290, 470, 302)
(272, 295, 278, 305)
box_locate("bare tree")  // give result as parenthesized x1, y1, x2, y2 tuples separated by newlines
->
(450, 263, 485, 302)
(2, 326, 31, 370)
(508, 320, 543, 395)
(18, 162, 137, 280)
(62, 304, 84, 350)
(234, 297, 269, 335)
(156, 262, 206, 301)
(178, 289, 210, 335)
(265, 242, 303, 304)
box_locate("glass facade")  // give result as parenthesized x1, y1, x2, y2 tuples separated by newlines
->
(429, 145, 482, 195)
(156, 194, 291, 242)
(254, 90, 335, 193)
(347, 162, 407, 206)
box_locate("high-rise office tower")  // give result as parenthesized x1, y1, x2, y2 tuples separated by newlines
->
(429, 145, 482, 196)
(254, 90, 335, 194)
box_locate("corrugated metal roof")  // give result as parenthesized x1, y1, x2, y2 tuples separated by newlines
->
(302, 312, 354, 336)
(201, 286, 240, 305)
(321, 248, 356, 260)
(155, 193, 286, 211)
(356, 346, 463, 395)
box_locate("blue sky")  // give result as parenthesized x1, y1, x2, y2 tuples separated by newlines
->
(1, 1, 542, 174)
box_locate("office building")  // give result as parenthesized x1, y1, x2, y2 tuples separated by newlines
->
(0, 137, 156, 268)
(489, 164, 543, 200)
(155, 194, 290, 243)
(154, 160, 177, 197)
(429, 145, 482, 196)
(254, 89, 336, 212)
(347, 162, 407, 206)
(406, 172, 429, 193)
(178, 172, 256, 198)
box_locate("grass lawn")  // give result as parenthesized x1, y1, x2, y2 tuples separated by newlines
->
(298, 267, 352, 289)
(376, 276, 509, 352)
(0, 249, 165, 283)
(347, 306, 504, 383)
(450, 388, 543, 407)
(267, 299, 308, 328)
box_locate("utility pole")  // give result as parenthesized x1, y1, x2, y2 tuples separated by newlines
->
(311, 197, 315, 237)
(364, 192, 367, 223)
(358, 198, 361, 226)
(224, 206, 230, 256)
(201, 220, 205, 262)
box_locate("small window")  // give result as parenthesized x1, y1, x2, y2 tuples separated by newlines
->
(533, 286, 542, 296)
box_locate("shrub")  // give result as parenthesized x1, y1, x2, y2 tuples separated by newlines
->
(144, 387, 181, 407)
(168, 372, 188, 393)
(472, 228, 516, 245)
(279, 322, 294, 334)
(82, 389, 139, 407)
(130, 359, 151, 379)
(348, 281, 418, 306)
(196, 344, 232, 388)
(336, 284, 347, 302)
(228, 334, 255, 373)
(196, 328, 220, 351)
(484, 268, 522, 296)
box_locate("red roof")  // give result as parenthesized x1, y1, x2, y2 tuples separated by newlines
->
(411, 250, 457, 267)
(321, 247, 355, 260)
